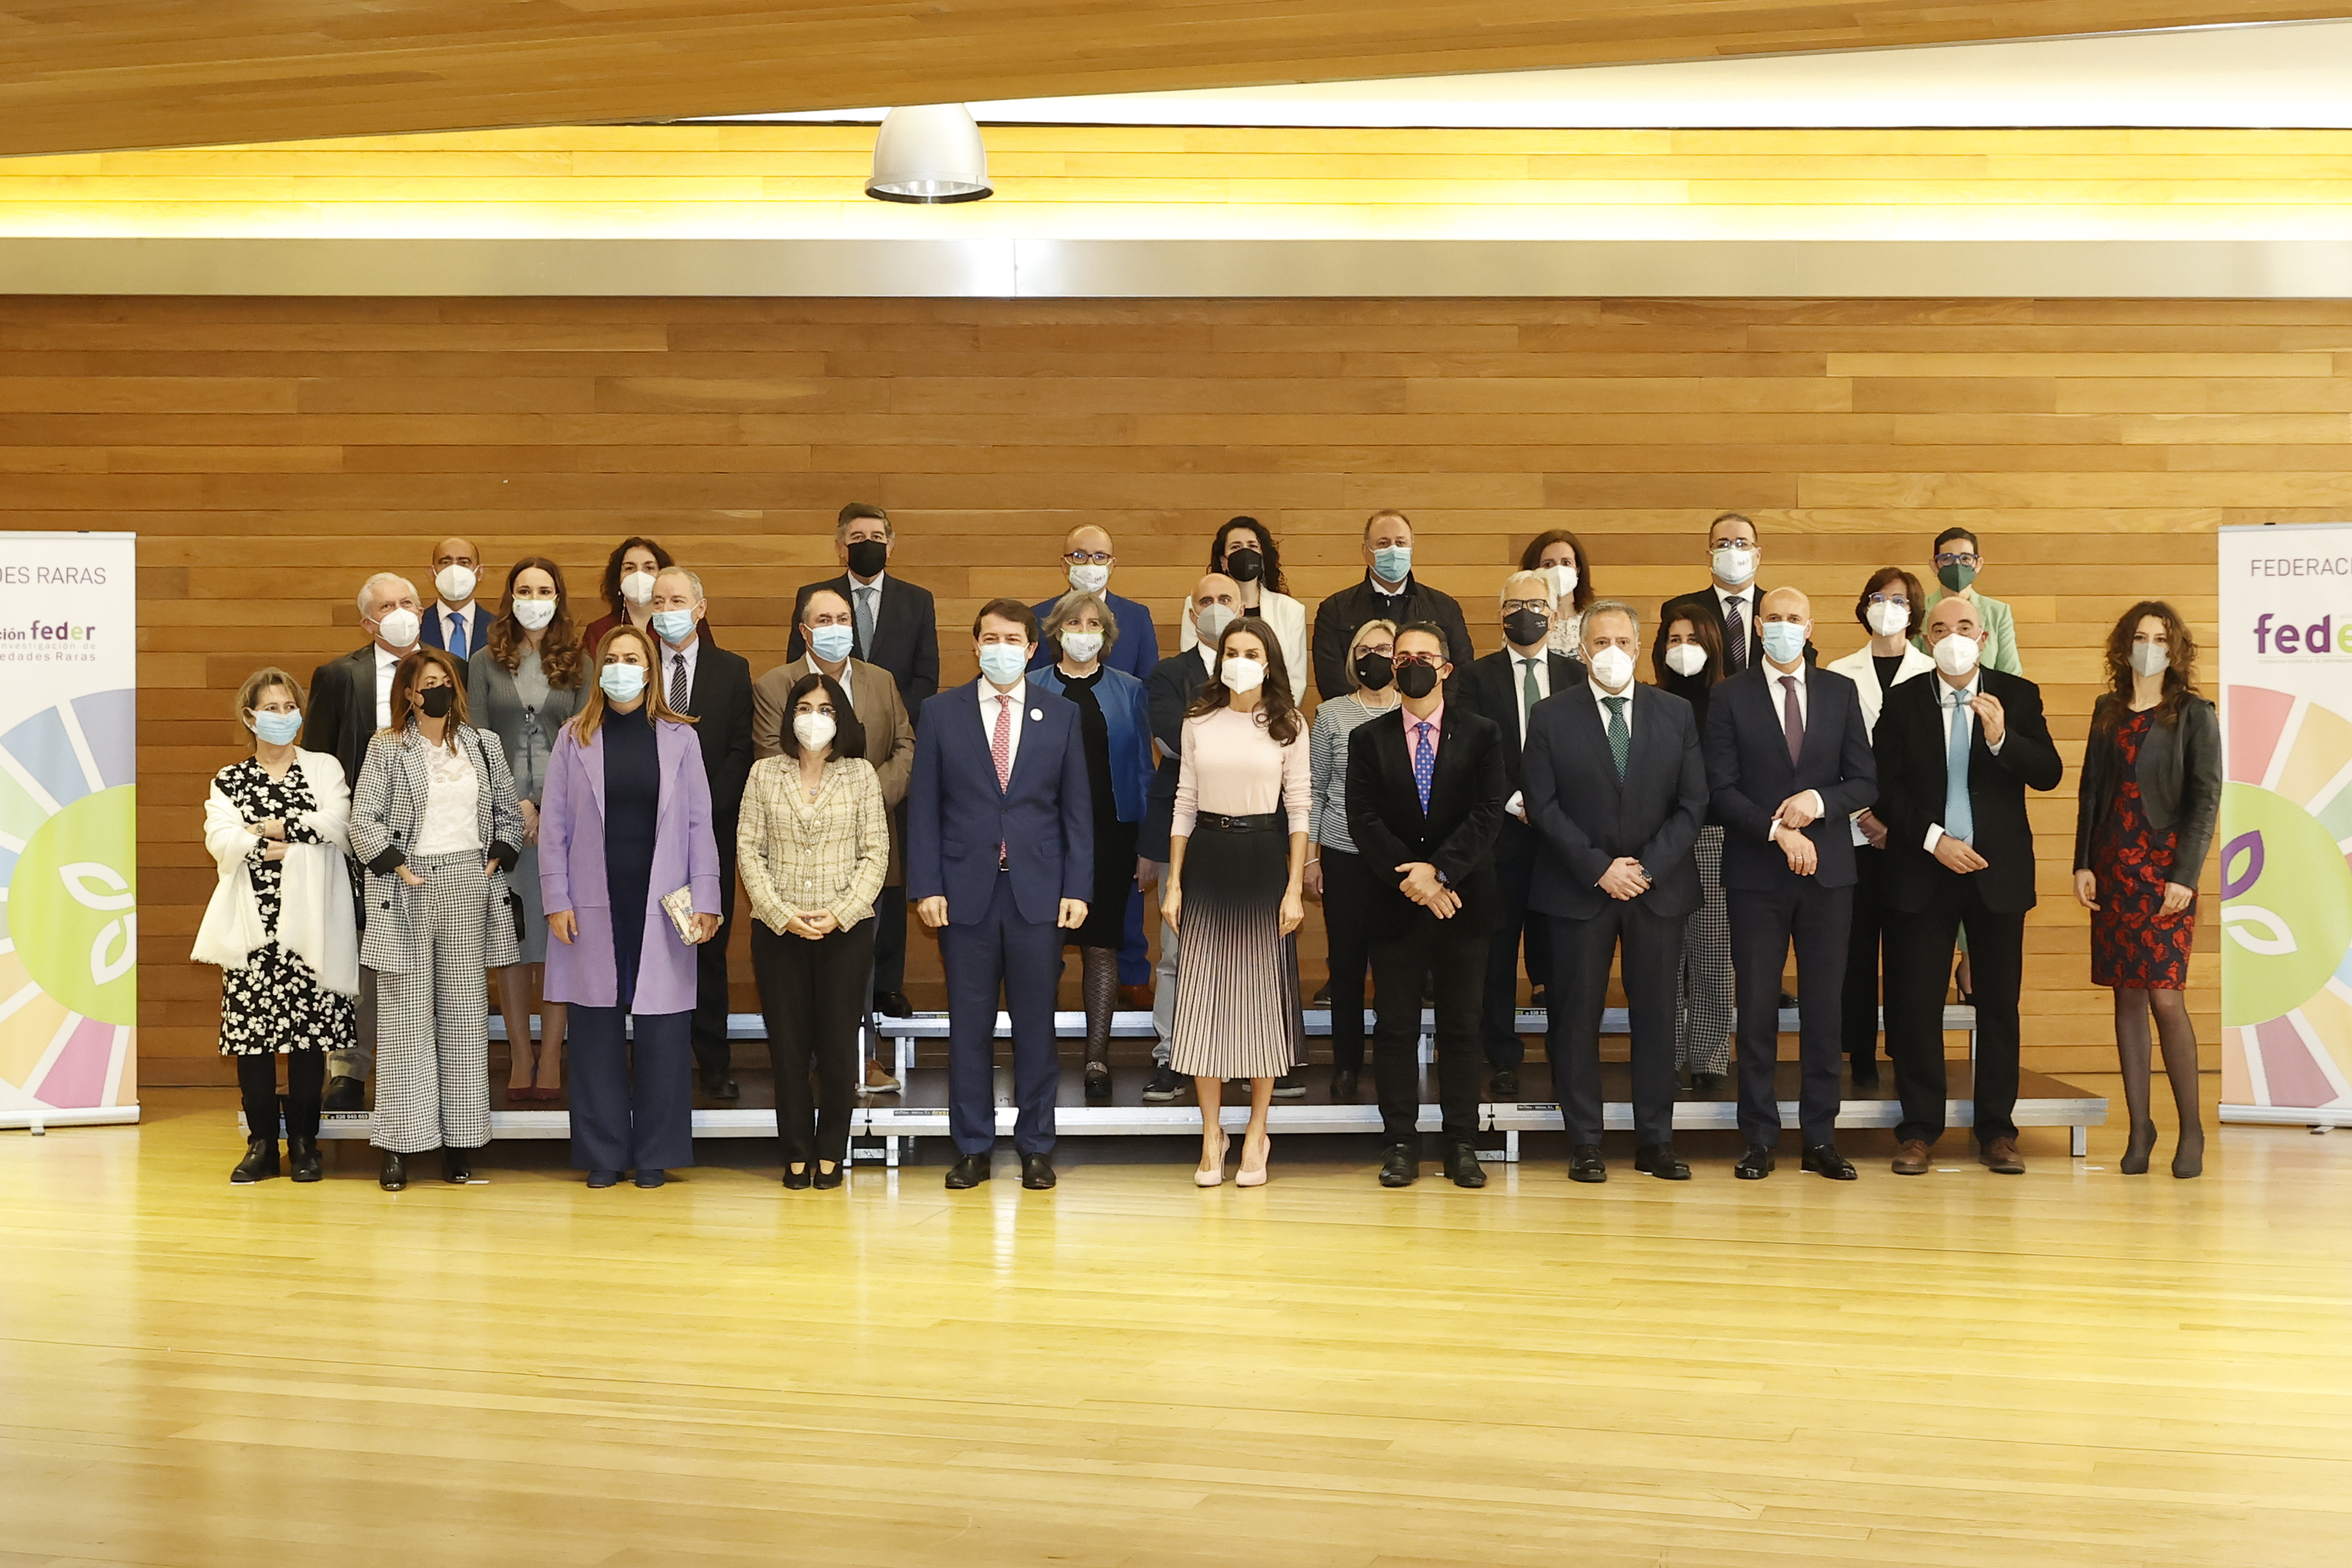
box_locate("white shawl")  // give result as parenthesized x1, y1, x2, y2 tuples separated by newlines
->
(190, 749, 361, 997)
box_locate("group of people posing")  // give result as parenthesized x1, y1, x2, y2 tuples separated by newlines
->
(194, 505, 2218, 1193)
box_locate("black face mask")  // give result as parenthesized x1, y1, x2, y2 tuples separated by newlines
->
(419, 686, 455, 720)
(1394, 661, 1440, 700)
(1504, 608, 1550, 647)
(845, 539, 887, 579)
(1352, 651, 1394, 691)
(1224, 548, 1265, 583)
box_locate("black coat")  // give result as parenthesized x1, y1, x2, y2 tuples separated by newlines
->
(1872, 666, 2063, 915)
(1455, 647, 1584, 793)
(786, 573, 940, 718)
(300, 644, 381, 787)
(1704, 663, 1878, 892)
(1344, 701, 1506, 940)
(2073, 693, 2220, 880)
(1138, 647, 1214, 863)
(677, 643, 754, 850)
(1662, 583, 1812, 675)
(1522, 680, 1708, 922)
(1310, 574, 1477, 701)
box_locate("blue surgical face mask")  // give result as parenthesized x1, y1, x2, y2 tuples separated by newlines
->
(1759, 622, 1808, 665)
(1372, 544, 1412, 584)
(650, 608, 696, 645)
(599, 663, 648, 703)
(977, 644, 1028, 687)
(250, 709, 303, 746)
(808, 624, 855, 664)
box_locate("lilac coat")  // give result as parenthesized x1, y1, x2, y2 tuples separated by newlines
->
(538, 713, 722, 1014)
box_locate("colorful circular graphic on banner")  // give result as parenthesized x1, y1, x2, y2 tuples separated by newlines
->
(2218, 782, 2352, 1028)
(0, 687, 138, 1111)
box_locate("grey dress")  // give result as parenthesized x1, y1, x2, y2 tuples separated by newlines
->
(469, 646, 587, 963)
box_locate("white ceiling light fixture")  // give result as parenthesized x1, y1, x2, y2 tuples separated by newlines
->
(865, 104, 992, 203)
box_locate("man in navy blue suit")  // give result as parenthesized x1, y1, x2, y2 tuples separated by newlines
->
(418, 536, 493, 660)
(1704, 585, 1877, 1182)
(909, 599, 1095, 1191)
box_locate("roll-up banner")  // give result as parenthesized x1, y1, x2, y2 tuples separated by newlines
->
(0, 532, 137, 1130)
(2218, 522, 2352, 1126)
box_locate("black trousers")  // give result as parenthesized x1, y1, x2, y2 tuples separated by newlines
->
(236, 1051, 325, 1140)
(1321, 846, 1375, 1072)
(691, 849, 739, 1079)
(1547, 899, 1682, 1146)
(751, 918, 877, 1167)
(1885, 877, 2026, 1146)
(1478, 818, 1548, 1070)
(873, 880, 908, 997)
(1841, 844, 1890, 1067)
(1728, 880, 1851, 1148)
(1369, 917, 1487, 1145)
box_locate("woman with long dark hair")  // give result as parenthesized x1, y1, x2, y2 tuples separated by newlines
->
(1522, 528, 1598, 658)
(1177, 517, 1309, 699)
(468, 556, 588, 1100)
(1163, 617, 1310, 1185)
(2073, 600, 2218, 1178)
(1651, 608, 1732, 1092)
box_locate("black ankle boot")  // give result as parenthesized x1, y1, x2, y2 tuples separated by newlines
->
(287, 1136, 323, 1183)
(379, 1150, 407, 1190)
(231, 1136, 279, 1184)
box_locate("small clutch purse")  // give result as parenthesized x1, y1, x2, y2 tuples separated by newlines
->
(658, 885, 700, 944)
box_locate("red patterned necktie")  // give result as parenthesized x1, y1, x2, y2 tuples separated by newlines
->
(991, 693, 1013, 867)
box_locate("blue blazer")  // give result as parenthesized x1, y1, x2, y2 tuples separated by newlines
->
(1031, 664, 1154, 824)
(1028, 587, 1162, 680)
(908, 679, 1096, 926)
(420, 603, 492, 656)
(1703, 663, 1878, 893)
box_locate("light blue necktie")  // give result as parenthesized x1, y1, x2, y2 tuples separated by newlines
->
(1412, 720, 1436, 814)
(1944, 688, 1975, 844)
(446, 611, 467, 662)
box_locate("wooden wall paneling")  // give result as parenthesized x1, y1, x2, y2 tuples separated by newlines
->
(0, 293, 2308, 1083)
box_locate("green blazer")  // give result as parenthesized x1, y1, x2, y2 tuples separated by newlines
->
(1919, 587, 2020, 675)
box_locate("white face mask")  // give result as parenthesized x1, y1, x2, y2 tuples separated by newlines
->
(1067, 562, 1110, 595)
(2130, 642, 2169, 679)
(793, 712, 837, 752)
(1059, 630, 1105, 665)
(1220, 656, 1267, 693)
(1865, 601, 1910, 638)
(1587, 646, 1635, 692)
(1711, 545, 1758, 586)
(1932, 632, 1983, 679)
(1665, 643, 1707, 678)
(434, 565, 477, 604)
(1539, 563, 1578, 601)
(512, 599, 556, 632)
(1194, 603, 1237, 646)
(620, 569, 658, 606)
(374, 607, 421, 649)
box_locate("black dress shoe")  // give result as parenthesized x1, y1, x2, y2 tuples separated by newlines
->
(1330, 1067, 1360, 1100)
(1083, 1060, 1112, 1100)
(230, 1136, 279, 1185)
(587, 1169, 620, 1189)
(1568, 1144, 1607, 1183)
(873, 991, 915, 1018)
(1690, 1071, 1725, 1093)
(1735, 1144, 1776, 1179)
(379, 1150, 407, 1191)
(1634, 1142, 1691, 1181)
(442, 1148, 473, 1184)
(945, 1153, 991, 1189)
(323, 1075, 366, 1112)
(1849, 1059, 1881, 1091)
(1527, 987, 1549, 1012)
(1443, 1143, 1487, 1189)
(1489, 1067, 1520, 1100)
(1801, 1144, 1857, 1181)
(635, 1169, 667, 1188)
(1379, 1143, 1418, 1187)
(287, 1136, 323, 1183)
(1020, 1153, 1057, 1189)
(813, 1163, 845, 1190)
(781, 1164, 813, 1190)
(697, 1069, 740, 1100)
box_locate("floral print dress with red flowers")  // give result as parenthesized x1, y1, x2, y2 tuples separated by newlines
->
(2090, 708, 2196, 991)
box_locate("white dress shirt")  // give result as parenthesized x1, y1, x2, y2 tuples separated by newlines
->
(981, 677, 1028, 775)
(803, 654, 852, 700)
(1508, 645, 1554, 749)
(1924, 671, 2004, 851)
(1761, 656, 1825, 836)
(412, 738, 483, 856)
(662, 635, 700, 710)
(373, 643, 400, 731)
(433, 603, 474, 651)
(1588, 673, 1635, 741)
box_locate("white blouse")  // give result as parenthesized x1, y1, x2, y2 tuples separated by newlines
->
(411, 740, 483, 856)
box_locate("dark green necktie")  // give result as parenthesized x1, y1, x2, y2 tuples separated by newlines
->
(1520, 656, 1542, 731)
(1604, 695, 1630, 779)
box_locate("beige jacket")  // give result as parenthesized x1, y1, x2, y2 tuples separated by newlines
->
(752, 654, 914, 885)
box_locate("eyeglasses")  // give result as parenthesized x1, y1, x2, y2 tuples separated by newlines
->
(1063, 550, 1114, 565)
(1393, 651, 1443, 669)
(1865, 593, 1910, 607)
(1501, 598, 1549, 614)
(1933, 551, 1979, 568)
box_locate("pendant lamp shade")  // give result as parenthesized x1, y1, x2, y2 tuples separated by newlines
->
(865, 105, 993, 203)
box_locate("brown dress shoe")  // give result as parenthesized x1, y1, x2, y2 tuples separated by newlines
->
(1891, 1139, 1932, 1175)
(1980, 1136, 2025, 1175)
(1118, 983, 1153, 1011)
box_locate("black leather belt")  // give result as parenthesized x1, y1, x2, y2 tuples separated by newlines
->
(1196, 811, 1283, 832)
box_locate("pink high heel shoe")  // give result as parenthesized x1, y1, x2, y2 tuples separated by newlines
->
(1195, 1130, 1230, 1187)
(1236, 1133, 1272, 1187)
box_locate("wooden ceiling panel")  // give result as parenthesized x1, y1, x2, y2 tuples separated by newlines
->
(1, 2, 2347, 158)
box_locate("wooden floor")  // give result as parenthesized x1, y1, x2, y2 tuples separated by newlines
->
(4, 1081, 2349, 1567)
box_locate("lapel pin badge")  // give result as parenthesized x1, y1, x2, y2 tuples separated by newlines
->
(1030, 708, 1043, 721)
